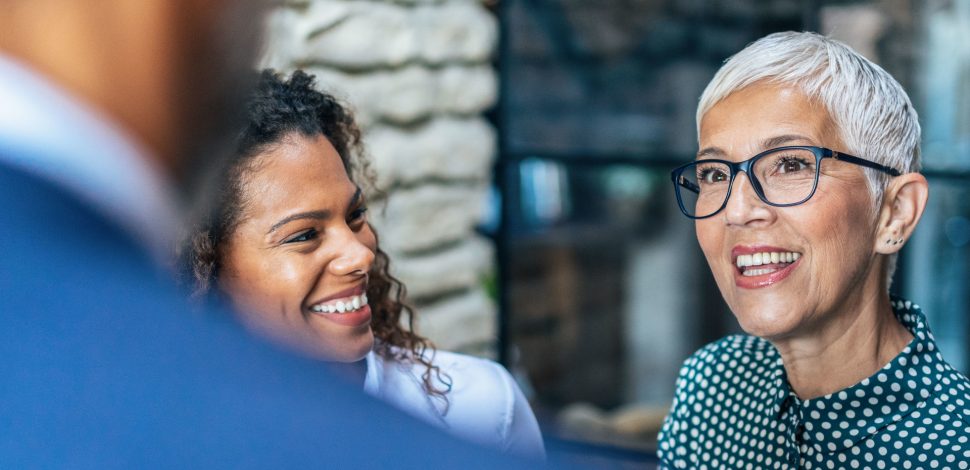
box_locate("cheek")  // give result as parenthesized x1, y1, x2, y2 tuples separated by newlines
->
(272, 259, 307, 286)
(792, 195, 875, 277)
(350, 224, 379, 262)
(695, 220, 725, 265)
(815, 188, 873, 237)
(360, 226, 378, 252)
(221, 251, 306, 313)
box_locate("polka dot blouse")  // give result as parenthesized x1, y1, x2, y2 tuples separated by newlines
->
(658, 299, 970, 469)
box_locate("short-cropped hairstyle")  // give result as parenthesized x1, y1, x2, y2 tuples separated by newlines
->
(698, 31, 921, 195)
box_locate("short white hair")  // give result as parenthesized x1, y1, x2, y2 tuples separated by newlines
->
(697, 31, 921, 287)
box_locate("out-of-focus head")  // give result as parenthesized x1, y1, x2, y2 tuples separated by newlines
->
(168, 0, 272, 199)
(688, 32, 928, 340)
(0, 0, 268, 189)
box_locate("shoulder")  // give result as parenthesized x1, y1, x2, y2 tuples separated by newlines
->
(379, 347, 515, 400)
(671, 334, 782, 405)
(895, 298, 970, 424)
(659, 335, 780, 466)
(666, 334, 777, 413)
(431, 350, 511, 390)
(424, 350, 520, 425)
(0, 161, 133, 238)
(934, 361, 970, 422)
(676, 334, 777, 384)
(900, 367, 970, 460)
(386, 349, 545, 459)
(437, 351, 545, 458)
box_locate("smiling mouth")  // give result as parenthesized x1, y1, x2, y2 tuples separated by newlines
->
(735, 250, 801, 276)
(310, 292, 368, 314)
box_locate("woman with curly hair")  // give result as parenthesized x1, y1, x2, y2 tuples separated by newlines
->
(184, 69, 544, 459)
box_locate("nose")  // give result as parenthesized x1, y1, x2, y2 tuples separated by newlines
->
(722, 172, 773, 226)
(329, 229, 376, 277)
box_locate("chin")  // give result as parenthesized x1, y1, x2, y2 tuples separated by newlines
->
(721, 284, 800, 334)
(731, 303, 803, 340)
(317, 332, 375, 363)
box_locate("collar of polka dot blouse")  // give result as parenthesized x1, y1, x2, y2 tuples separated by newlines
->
(771, 298, 948, 454)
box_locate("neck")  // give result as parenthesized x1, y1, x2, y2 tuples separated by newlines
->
(771, 287, 912, 400)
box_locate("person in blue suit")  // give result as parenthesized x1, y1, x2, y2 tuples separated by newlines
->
(0, 1, 535, 467)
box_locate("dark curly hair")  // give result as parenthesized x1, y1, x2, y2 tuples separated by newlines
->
(183, 69, 450, 404)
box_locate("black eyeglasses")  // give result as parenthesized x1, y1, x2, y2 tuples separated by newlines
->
(670, 146, 901, 219)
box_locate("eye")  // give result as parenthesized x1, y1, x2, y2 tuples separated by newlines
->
(777, 156, 810, 174)
(697, 166, 729, 184)
(283, 228, 318, 244)
(348, 206, 368, 225)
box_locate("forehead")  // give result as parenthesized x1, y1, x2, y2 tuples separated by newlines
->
(699, 83, 840, 151)
(240, 134, 355, 214)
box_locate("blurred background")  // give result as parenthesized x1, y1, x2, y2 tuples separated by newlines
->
(262, 0, 970, 465)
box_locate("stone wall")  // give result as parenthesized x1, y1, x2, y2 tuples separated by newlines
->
(261, 0, 499, 357)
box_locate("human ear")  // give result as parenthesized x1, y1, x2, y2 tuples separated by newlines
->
(874, 172, 929, 254)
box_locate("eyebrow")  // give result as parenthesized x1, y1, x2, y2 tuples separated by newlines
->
(696, 146, 726, 160)
(266, 187, 363, 235)
(760, 134, 814, 149)
(696, 134, 815, 160)
(266, 210, 330, 235)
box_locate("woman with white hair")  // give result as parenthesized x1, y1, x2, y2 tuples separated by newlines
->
(659, 31, 970, 468)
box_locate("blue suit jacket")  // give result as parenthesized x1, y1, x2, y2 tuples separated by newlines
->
(0, 161, 531, 468)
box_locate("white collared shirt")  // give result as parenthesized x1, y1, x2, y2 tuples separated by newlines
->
(0, 55, 179, 264)
(364, 348, 546, 460)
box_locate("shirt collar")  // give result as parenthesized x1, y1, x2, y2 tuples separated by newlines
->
(363, 349, 382, 395)
(0, 54, 179, 265)
(771, 298, 945, 453)
(362, 346, 450, 423)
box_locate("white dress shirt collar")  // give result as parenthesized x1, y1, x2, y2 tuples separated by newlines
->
(363, 349, 383, 396)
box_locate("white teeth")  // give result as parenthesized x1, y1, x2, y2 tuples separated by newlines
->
(311, 294, 367, 314)
(735, 251, 802, 269)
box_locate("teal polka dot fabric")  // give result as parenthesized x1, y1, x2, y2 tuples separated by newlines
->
(658, 299, 970, 469)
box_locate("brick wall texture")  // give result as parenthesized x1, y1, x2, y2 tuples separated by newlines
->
(261, 0, 499, 357)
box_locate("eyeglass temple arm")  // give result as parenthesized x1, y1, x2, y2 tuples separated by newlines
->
(832, 152, 902, 177)
(671, 173, 701, 194)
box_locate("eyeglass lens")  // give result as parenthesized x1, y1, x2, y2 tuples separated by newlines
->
(676, 148, 819, 218)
